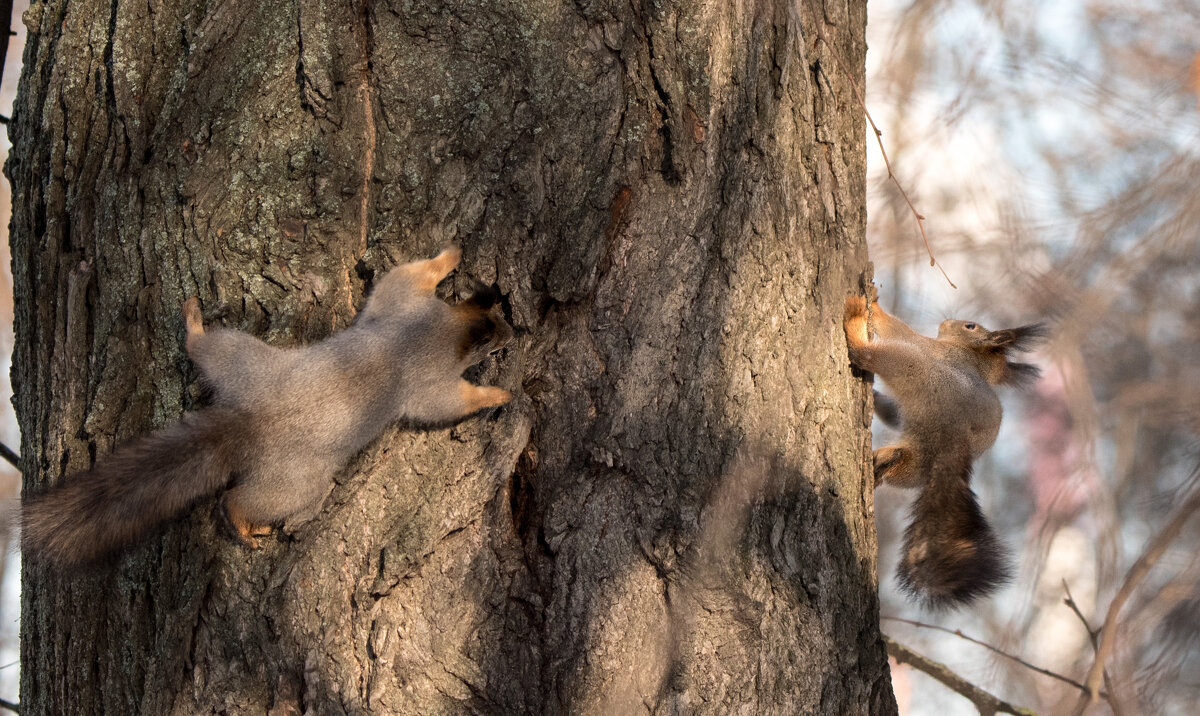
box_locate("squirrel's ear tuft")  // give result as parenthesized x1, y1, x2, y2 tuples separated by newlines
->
(465, 280, 499, 310)
(1010, 323, 1048, 351)
(1002, 360, 1042, 389)
(986, 323, 1047, 352)
(988, 323, 1046, 387)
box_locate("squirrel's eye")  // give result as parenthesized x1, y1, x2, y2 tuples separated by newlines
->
(964, 322, 977, 330)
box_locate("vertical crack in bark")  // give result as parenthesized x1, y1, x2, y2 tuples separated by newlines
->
(355, 0, 377, 255)
(646, 51, 681, 185)
(103, 0, 118, 120)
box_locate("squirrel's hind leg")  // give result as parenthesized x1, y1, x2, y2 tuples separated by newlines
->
(222, 491, 274, 549)
(221, 462, 340, 547)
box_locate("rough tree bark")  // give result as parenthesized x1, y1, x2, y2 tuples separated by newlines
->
(8, 0, 893, 713)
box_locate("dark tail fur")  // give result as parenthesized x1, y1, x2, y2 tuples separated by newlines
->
(22, 407, 244, 568)
(897, 451, 1012, 609)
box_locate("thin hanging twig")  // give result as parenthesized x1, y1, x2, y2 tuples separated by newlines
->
(805, 6, 957, 288)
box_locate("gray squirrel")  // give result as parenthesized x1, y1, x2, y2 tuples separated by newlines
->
(843, 292, 1044, 608)
(23, 246, 511, 567)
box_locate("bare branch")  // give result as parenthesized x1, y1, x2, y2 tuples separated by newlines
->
(883, 616, 1094, 695)
(0, 443, 17, 470)
(1073, 482, 1200, 714)
(885, 636, 1035, 715)
(1061, 580, 1099, 645)
(1063, 580, 1122, 716)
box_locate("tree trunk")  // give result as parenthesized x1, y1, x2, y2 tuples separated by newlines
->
(8, 0, 893, 713)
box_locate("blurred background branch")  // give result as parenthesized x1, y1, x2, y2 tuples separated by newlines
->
(886, 637, 1036, 715)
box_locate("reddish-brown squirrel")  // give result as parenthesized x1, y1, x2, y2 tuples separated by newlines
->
(23, 246, 512, 567)
(844, 292, 1044, 609)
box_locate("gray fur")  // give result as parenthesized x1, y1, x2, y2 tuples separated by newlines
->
(23, 247, 511, 568)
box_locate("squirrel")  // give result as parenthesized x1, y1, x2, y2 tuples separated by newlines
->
(23, 246, 512, 568)
(843, 291, 1044, 609)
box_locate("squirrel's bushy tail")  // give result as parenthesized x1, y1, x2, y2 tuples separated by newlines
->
(897, 451, 1012, 609)
(22, 407, 244, 568)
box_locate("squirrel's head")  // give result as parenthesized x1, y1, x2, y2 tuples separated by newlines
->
(937, 320, 1047, 387)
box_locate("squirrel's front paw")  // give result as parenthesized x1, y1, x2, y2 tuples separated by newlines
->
(435, 245, 462, 270)
(844, 294, 868, 322)
(843, 294, 873, 353)
(477, 386, 512, 408)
